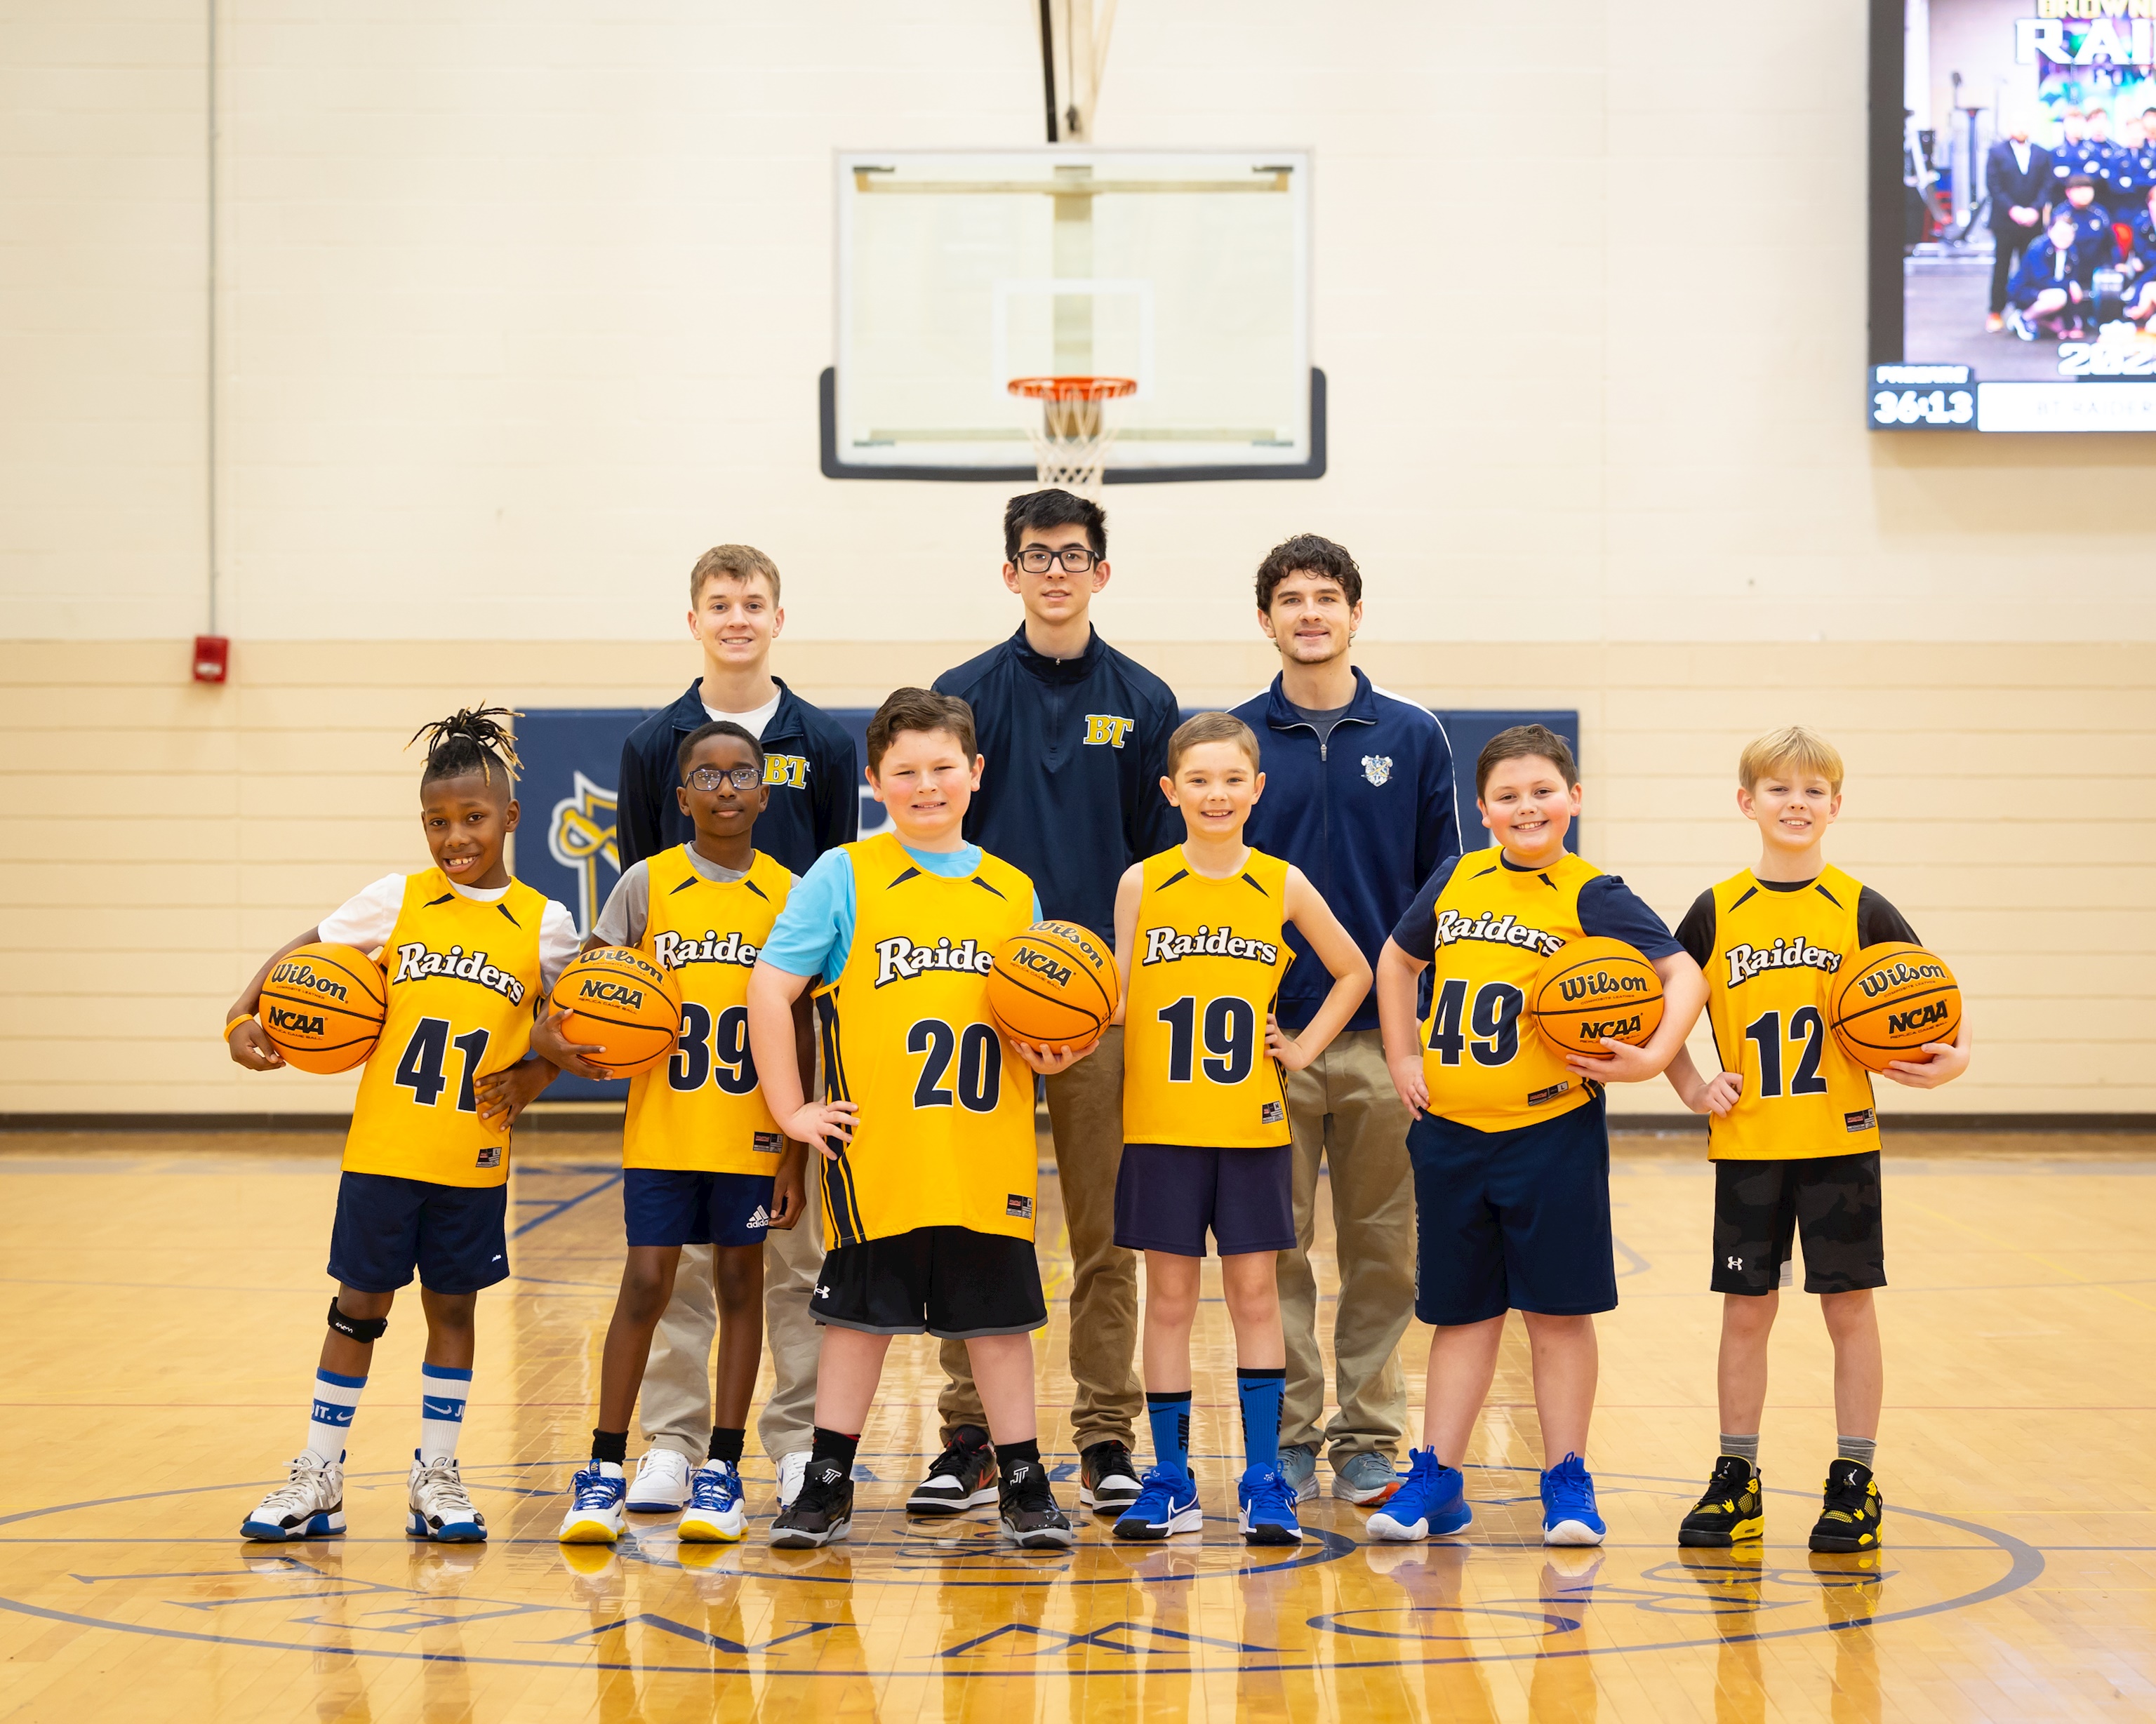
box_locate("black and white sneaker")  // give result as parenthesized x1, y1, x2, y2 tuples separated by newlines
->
(907, 1426, 997, 1516)
(767, 1460, 853, 1548)
(998, 1458, 1076, 1549)
(1077, 1440, 1143, 1516)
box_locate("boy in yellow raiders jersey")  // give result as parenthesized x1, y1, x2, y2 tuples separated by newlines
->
(225, 709, 579, 1546)
(537, 722, 813, 1546)
(745, 688, 1087, 1551)
(1108, 712, 1371, 1549)
(1663, 727, 1969, 1557)
(1371, 725, 1707, 1549)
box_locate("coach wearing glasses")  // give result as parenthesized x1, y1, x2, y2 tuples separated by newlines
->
(907, 489, 1181, 1523)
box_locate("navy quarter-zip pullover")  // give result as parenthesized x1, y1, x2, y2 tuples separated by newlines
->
(1231, 667, 1460, 1034)
(934, 624, 1182, 947)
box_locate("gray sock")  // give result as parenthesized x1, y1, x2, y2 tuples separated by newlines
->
(1837, 1434, 1877, 1470)
(1718, 1433, 1760, 1467)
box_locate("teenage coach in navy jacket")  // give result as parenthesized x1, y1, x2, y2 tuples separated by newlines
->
(912, 489, 1180, 1520)
(1230, 534, 1460, 1508)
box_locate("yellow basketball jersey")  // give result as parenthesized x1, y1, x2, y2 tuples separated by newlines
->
(345, 868, 546, 1187)
(1122, 846, 1293, 1149)
(1701, 865, 1880, 1162)
(813, 833, 1038, 1249)
(1419, 846, 1602, 1132)
(621, 846, 792, 1174)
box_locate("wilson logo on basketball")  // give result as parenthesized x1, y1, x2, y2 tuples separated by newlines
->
(1858, 958, 1947, 997)
(268, 961, 351, 1003)
(1009, 944, 1074, 987)
(874, 935, 995, 988)
(576, 977, 646, 1010)
(1888, 999, 1951, 1035)
(1141, 924, 1282, 966)
(1725, 937, 1841, 987)
(391, 942, 528, 1004)
(1557, 968, 1650, 1002)
(651, 929, 760, 971)
(265, 1004, 327, 1038)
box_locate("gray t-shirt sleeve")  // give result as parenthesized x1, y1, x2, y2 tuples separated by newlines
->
(592, 860, 651, 949)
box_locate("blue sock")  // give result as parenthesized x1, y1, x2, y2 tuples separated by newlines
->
(418, 1363, 472, 1463)
(1146, 1391, 1192, 1478)
(1237, 1367, 1285, 1473)
(305, 1368, 366, 1465)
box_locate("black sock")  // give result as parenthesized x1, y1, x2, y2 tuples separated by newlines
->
(995, 1438, 1041, 1478)
(810, 1426, 859, 1473)
(590, 1429, 628, 1466)
(708, 1426, 746, 1467)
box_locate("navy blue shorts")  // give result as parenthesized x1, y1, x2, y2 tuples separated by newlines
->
(326, 1171, 510, 1295)
(623, 1168, 776, 1248)
(1408, 1093, 1616, 1325)
(1113, 1142, 1297, 1258)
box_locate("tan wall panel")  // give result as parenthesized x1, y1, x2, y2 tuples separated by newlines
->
(2, 639, 2148, 1118)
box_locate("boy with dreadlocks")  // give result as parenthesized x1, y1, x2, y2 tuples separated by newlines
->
(227, 708, 580, 1544)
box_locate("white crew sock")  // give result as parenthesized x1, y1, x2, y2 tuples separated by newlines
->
(418, 1363, 472, 1464)
(305, 1369, 366, 1465)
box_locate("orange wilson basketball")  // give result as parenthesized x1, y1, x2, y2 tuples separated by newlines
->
(552, 946, 683, 1077)
(987, 921, 1120, 1050)
(1830, 942, 1961, 1072)
(257, 942, 388, 1074)
(1529, 936, 1665, 1060)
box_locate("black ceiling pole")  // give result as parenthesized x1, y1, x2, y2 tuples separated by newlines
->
(1038, 0, 1060, 141)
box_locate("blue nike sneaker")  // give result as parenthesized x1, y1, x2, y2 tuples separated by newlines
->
(1238, 1466, 1303, 1546)
(1367, 1447, 1470, 1542)
(1112, 1465, 1202, 1540)
(1541, 1452, 1606, 1546)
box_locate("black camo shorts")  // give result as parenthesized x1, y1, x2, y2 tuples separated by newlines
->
(1710, 1151, 1884, 1296)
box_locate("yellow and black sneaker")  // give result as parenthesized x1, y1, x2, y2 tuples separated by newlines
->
(1677, 1455, 1765, 1547)
(1809, 1459, 1884, 1553)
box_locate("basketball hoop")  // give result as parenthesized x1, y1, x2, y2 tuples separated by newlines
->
(1008, 375, 1136, 495)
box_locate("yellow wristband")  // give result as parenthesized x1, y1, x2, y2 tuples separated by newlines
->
(224, 1014, 256, 1042)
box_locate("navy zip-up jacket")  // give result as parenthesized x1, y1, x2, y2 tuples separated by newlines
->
(1230, 667, 1460, 1034)
(934, 624, 1181, 946)
(615, 677, 858, 876)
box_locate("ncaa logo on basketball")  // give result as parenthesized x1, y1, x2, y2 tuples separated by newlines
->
(1010, 943, 1074, 987)
(1362, 754, 1392, 786)
(1084, 714, 1135, 748)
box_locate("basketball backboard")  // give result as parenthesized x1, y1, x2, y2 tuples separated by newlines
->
(823, 148, 1321, 484)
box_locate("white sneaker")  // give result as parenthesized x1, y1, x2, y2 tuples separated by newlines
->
(407, 1452, 487, 1543)
(241, 1454, 346, 1542)
(778, 1450, 810, 1507)
(678, 1460, 747, 1542)
(627, 1447, 692, 1512)
(559, 1462, 627, 1544)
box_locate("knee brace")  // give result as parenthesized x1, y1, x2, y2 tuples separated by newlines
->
(327, 1296, 388, 1343)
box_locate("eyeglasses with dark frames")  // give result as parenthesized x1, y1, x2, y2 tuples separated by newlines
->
(1014, 546, 1102, 573)
(686, 765, 764, 792)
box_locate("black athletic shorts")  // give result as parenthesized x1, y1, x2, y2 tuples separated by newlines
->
(810, 1225, 1047, 1339)
(1711, 1151, 1884, 1296)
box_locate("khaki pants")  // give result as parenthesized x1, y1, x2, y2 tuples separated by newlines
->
(1277, 1028, 1417, 1463)
(639, 1168, 825, 1464)
(938, 1024, 1142, 1451)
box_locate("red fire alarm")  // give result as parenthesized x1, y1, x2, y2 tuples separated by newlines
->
(192, 635, 230, 683)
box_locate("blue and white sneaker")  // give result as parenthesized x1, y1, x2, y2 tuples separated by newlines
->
(1368, 1448, 1472, 1542)
(1112, 1466, 1202, 1541)
(1541, 1452, 1606, 1546)
(1238, 1466, 1304, 1546)
(408, 1452, 487, 1543)
(678, 1459, 747, 1543)
(241, 1454, 346, 1542)
(558, 1461, 627, 1544)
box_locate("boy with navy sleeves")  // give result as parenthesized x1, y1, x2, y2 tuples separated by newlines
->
(1229, 534, 1460, 1508)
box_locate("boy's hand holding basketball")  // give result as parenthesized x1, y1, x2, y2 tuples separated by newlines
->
(226, 1018, 286, 1071)
(1880, 1020, 1972, 1089)
(474, 1057, 553, 1129)
(1565, 1036, 1676, 1084)
(782, 1096, 858, 1159)
(530, 1005, 611, 1081)
(1010, 1037, 1093, 1076)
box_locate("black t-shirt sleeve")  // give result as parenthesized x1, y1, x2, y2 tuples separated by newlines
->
(1672, 889, 1717, 970)
(1388, 855, 1463, 961)
(1577, 875, 1683, 958)
(1856, 886, 1919, 948)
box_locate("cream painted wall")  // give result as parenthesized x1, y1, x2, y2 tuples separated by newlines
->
(3, 5, 2152, 1120)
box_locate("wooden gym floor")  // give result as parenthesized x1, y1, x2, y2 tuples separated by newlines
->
(0, 1128, 2150, 1723)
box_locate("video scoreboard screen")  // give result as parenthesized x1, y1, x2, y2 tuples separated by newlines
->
(1871, 0, 2156, 432)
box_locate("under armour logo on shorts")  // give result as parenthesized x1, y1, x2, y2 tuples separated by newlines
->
(1726, 1255, 1743, 1269)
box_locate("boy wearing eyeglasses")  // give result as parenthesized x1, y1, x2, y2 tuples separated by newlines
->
(914, 491, 1182, 1521)
(540, 721, 816, 1544)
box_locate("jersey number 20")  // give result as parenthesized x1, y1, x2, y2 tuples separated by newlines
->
(907, 1019, 1002, 1112)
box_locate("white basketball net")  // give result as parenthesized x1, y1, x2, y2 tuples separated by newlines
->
(1013, 381, 1132, 497)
